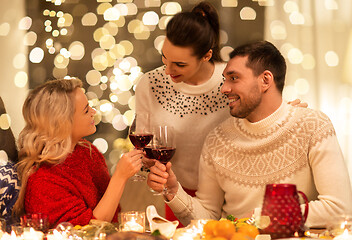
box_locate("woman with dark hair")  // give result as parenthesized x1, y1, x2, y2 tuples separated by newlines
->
(136, 1, 229, 225)
(0, 97, 20, 229)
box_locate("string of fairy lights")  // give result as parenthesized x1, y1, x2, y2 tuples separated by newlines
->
(2, 0, 266, 172)
(4, 0, 345, 173)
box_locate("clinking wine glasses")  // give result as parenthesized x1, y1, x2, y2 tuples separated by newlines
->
(151, 125, 176, 195)
(128, 112, 153, 181)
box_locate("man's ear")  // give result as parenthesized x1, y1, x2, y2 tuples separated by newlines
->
(261, 70, 274, 92)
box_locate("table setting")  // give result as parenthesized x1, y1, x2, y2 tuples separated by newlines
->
(0, 202, 351, 240)
(0, 201, 352, 240)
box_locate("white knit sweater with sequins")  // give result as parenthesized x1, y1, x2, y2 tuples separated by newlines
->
(168, 101, 352, 228)
(135, 63, 230, 190)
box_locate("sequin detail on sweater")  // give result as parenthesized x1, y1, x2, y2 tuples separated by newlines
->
(148, 66, 228, 117)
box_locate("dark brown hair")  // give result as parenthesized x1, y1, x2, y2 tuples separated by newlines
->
(230, 41, 287, 93)
(166, 1, 222, 62)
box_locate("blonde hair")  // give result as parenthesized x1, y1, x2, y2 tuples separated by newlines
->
(13, 78, 83, 216)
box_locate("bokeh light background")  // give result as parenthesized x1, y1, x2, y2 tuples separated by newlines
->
(1, 0, 352, 190)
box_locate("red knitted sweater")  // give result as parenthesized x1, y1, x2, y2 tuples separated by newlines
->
(25, 141, 120, 228)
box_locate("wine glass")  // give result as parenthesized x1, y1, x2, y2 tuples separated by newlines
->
(151, 125, 176, 195)
(128, 112, 153, 181)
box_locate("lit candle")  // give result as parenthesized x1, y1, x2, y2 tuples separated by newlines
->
(120, 211, 145, 233)
(123, 218, 144, 232)
(21, 228, 44, 240)
(46, 229, 65, 240)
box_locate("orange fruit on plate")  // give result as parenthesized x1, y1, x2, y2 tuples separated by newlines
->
(203, 220, 218, 236)
(237, 224, 259, 239)
(230, 232, 250, 240)
(212, 237, 228, 240)
(214, 219, 236, 239)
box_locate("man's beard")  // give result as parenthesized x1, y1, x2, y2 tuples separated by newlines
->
(230, 88, 261, 119)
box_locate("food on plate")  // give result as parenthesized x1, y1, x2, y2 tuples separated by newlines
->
(202, 216, 259, 240)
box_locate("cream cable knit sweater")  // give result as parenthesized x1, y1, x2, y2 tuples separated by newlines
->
(168, 101, 352, 228)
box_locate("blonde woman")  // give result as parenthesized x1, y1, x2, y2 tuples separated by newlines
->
(13, 78, 143, 228)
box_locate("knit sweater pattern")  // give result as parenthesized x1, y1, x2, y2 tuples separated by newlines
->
(136, 63, 230, 189)
(25, 141, 119, 228)
(169, 102, 352, 228)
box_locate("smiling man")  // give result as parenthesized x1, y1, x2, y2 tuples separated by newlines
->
(147, 41, 352, 228)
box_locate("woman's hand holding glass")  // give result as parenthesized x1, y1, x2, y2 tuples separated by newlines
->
(113, 149, 144, 180)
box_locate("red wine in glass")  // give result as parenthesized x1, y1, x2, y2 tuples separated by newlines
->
(151, 147, 176, 165)
(144, 146, 155, 159)
(129, 134, 153, 149)
(128, 113, 151, 181)
(152, 125, 176, 195)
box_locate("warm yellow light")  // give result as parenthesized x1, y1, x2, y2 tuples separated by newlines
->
(14, 71, 28, 88)
(112, 114, 128, 131)
(97, 3, 112, 15)
(158, 16, 172, 30)
(240, 7, 256, 20)
(161, 2, 182, 15)
(104, 22, 118, 36)
(115, 75, 133, 91)
(142, 11, 159, 26)
(69, 41, 85, 60)
(220, 30, 228, 44)
(49, 11, 56, 17)
(13, 53, 26, 69)
(294, 78, 310, 95)
(220, 46, 234, 62)
(270, 20, 287, 40)
(99, 34, 116, 49)
(289, 11, 305, 25)
(93, 138, 109, 154)
(104, 7, 120, 21)
(18, 16, 32, 30)
(119, 40, 133, 55)
(325, 0, 338, 10)
(46, 38, 54, 47)
(86, 70, 102, 86)
(123, 109, 135, 125)
(145, 0, 161, 7)
(221, 0, 238, 7)
(110, 44, 126, 59)
(287, 48, 303, 64)
(125, 3, 138, 15)
(54, 54, 69, 69)
(115, 3, 128, 16)
(82, 12, 98, 26)
(43, 9, 50, 16)
(283, 1, 299, 13)
(60, 28, 68, 35)
(154, 35, 165, 53)
(52, 30, 60, 37)
(57, 11, 64, 17)
(29, 47, 44, 63)
(0, 114, 11, 130)
(325, 51, 339, 67)
(93, 27, 110, 42)
(23, 31, 37, 46)
(53, 67, 68, 79)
